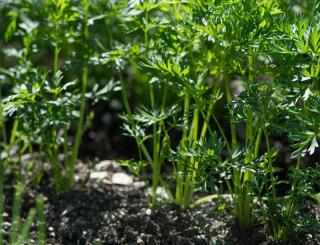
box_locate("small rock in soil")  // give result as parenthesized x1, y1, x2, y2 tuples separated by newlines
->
(94, 160, 121, 171)
(112, 172, 133, 185)
(89, 171, 109, 180)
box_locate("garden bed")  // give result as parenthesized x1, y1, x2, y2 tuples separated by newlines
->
(3, 161, 319, 245)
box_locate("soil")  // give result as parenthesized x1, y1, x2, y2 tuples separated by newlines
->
(2, 161, 320, 245)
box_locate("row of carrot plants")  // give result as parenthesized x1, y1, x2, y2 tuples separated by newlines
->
(0, 0, 319, 243)
(114, 0, 320, 241)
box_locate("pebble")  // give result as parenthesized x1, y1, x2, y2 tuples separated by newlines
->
(146, 209, 152, 216)
(133, 181, 145, 189)
(196, 234, 206, 240)
(136, 236, 144, 244)
(61, 205, 74, 216)
(90, 171, 109, 180)
(94, 160, 120, 171)
(112, 172, 133, 185)
(119, 209, 126, 217)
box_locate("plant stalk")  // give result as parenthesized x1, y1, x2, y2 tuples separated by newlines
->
(69, 0, 89, 188)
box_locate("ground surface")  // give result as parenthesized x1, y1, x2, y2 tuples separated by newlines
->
(3, 160, 320, 245)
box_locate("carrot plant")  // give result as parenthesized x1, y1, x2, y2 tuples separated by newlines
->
(197, 1, 318, 233)
(122, 2, 276, 220)
(1, 0, 118, 193)
(260, 9, 320, 241)
(93, 0, 181, 206)
(107, 0, 222, 207)
(260, 165, 320, 242)
(0, 177, 46, 245)
(114, 0, 320, 237)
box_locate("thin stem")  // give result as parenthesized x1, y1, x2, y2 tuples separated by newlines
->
(63, 125, 70, 168)
(10, 184, 24, 245)
(283, 156, 301, 240)
(199, 104, 213, 143)
(118, 73, 146, 161)
(225, 78, 237, 149)
(182, 93, 190, 143)
(144, 8, 149, 48)
(254, 128, 262, 157)
(212, 114, 232, 154)
(176, 92, 190, 205)
(51, 40, 62, 192)
(54, 47, 60, 73)
(182, 108, 199, 208)
(0, 168, 4, 244)
(0, 89, 7, 144)
(5, 120, 19, 170)
(264, 129, 276, 199)
(151, 85, 168, 207)
(69, 0, 89, 188)
(36, 196, 46, 245)
(119, 73, 132, 115)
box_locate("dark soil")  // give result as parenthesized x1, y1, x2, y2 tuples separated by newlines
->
(3, 161, 320, 245)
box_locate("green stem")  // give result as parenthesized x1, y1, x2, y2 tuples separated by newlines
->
(119, 73, 146, 161)
(49, 130, 62, 193)
(63, 125, 70, 168)
(51, 40, 63, 192)
(212, 114, 232, 154)
(182, 93, 190, 143)
(199, 104, 213, 143)
(151, 85, 168, 207)
(264, 129, 276, 199)
(119, 76, 153, 169)
(225, 78, 237, 149)
(36, 196, 46, 245)
(0, 119, 7, 144)
(200, 80, 220, 140)
(234, 53, 256, 230)
(0, 89, 7, 144)
(175, 92, 190, 205)
(182, 108, 199, 208)
(10, 183, 24, 245)
(140, 143, 153, 164)
(5, 120, 19, 170)
(283, 156, 301, 240)
(54, 47, 60, 73)
(245, 108, 254, 146)
(0, 168, 4, 245)
(144, 8, 149, 48)
(69, 0, 89, 189)
(119, 73, 132, 115)
(254, 128, 262, 157)
(263, 129, 278, 238)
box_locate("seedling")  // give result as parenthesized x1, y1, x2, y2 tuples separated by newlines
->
(0, 177, 46, 245)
